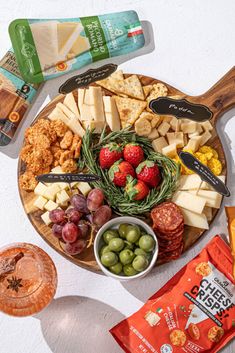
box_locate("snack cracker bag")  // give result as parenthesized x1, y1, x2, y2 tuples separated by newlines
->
(111, 236, 235, 353)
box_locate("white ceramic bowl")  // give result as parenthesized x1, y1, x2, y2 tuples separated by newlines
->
(94, 216, 158, 281)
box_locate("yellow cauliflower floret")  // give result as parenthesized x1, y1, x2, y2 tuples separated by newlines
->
(199, 145, 218, 159)
(208, 158, 222, 175)
(204, 152, 213, 160)
(194, 152, 208, 166)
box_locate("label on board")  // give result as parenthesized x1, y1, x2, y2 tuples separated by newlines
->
(149, 97, 213, 122)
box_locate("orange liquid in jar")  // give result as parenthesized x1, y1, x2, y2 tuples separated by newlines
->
(0, 243, 57, 316)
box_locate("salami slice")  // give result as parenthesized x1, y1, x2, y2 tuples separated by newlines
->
(158, 242, 184, 260)
(159, 240, 183, 253)
(151, 202, 184, 233)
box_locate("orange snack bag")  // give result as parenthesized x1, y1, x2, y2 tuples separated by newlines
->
(111, 236, 235, 353)
(225, 206, 235, 280)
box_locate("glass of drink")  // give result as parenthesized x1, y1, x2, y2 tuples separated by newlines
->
(0, 243, 57, 316)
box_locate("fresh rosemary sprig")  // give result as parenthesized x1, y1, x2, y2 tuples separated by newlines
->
(80, 128, 180, 217)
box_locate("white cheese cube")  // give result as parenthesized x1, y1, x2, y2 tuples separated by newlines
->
(41, 211, 52, 226)
(51, 166, 64, 174)
(151, 115, 161, 128)
(181, 208, 209, 229)
(148, 128, 159, 140)
(185, 136, 202, 152)
(204, 206, 213, 221)
(181, 121, 198, 134)
(199, 131, 212, 146)
(56, 196, 68, 207)
(57, 190, 70, 204)
(172, 191, 206, 214)
(188, 131, 200, 138)
(166, 132, 184, 148)
(103, 96, 121, 132)
(158, 121, 170, 136)
(44, 200, 59, 212)
(201, 121, 213, 131)
(43, 184, 61, 201)
(162, 143, 177, 158)
(77, 182, 92, 196)
(152, 137, 168, 153)
(33, 196, 48, 210)
(162, 116, 172, 123)
(170, 116, 179, 131)
(189, 190, 222, 209)
(34, 182, 48, 197)
(56, 182, 70, 190)
(71, 182, 79, 188)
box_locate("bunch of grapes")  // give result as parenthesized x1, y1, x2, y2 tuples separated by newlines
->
(49, 188, 112, 256)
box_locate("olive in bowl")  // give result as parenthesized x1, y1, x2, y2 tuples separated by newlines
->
(94, 216, 158, 281)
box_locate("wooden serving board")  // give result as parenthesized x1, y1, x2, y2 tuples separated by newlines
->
(18, 68, 235, 272)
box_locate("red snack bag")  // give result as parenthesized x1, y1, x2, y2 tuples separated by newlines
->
(110, 236, 235, 353)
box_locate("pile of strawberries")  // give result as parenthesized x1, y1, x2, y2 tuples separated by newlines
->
(99, 142, 161, 201)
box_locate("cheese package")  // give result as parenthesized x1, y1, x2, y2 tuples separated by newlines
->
(0, 49, 39, 145)
(111, 236, 235, 353)
(9, 11, 145, 83)
(225, 206, 235, 279)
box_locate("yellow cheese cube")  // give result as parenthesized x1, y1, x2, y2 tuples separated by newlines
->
(57, 190, 70, 204)
(41, 211, 52, 226)
(172, 191, 206, 214)
(33, 196, 48, 210)
(185, 136, 202, 152)
(152, 137, 168, 153)
(77, 182, 92, 196)
(166, 132, 184, 148)
(44, 200, 59, 212)
(181, 121, 198, 134)
(34, 182, 48, 197)
(199, 131, 212, 146)
(162, 143, 177, 158)
(148, 128, 159, 140)
(169, 116, 179, 131)
(201, 121, 213, 131)
(151, 115, 161, 128)
(43, 184, 61, 201)
(158, 121, 170, 136)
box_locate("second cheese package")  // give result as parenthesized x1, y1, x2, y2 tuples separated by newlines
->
(9, 11, 145, 83)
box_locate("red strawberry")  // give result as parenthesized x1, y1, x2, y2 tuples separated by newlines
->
(136, 160, 161, 188)
(125, 177, 149, 201)
(109, 160, 135, 187)
(99, 143, 123, 169)
(123, 143, 144, 168)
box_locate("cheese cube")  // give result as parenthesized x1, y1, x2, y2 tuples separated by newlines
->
(162, 116, 172, 123)
(51, 166, 64, 174)
(181, 121, 198, 134)
(56, 182, 69, 190)
(151, 115, 161, 128)
(197, 124, 203, 134)
(172, 191, 206, 214)
(103, 96, 121, 132)
(33, 196, 48, 210)
(148, 128, 159, 140)
(162, 143, 177, 158)
(204, 206, 213, 221)
(189, 190, 222, 209)
(34, 182, 48, 197)
(199, 131, 212, 146)
(188, 131, 200, 138)
(185, 136, 202, 152)
(201, 121, 213, 131)
(57, 190, 70, 204)
(41, 211, 52, 226)
(166, 132, 184, 148)
(43, 184, 61, 201)
(89, 86, 105, 122)
(56, 196, 68, 207)
(77, 182, 92, 196)
(152, 137, 168, 153)
(170, 116, 179, 131)
(67, 116, 85, 137)
(44, 200, 59, 212)
(181, 208, 209, 229)
(158, 121, 170, 136)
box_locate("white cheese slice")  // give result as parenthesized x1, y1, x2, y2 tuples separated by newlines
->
(103, 96, 121, 131)
(181, 208, 209, 229)
(57, 22, 83, 60)
(33, 196, 48, 210)
(57, 102, 75, 120)
(172, 191, 206, 214)
(30, 21, 59, 71)
(67, 116, 85, 137)
(70, 34, 91, 57)
(64, 92, 80, 118)
(78, 89, 92, 121)
(89, 86, 105, 122)
(201, 175, 226, 190)
(48, 106, 70, 125)
(51, 166, 64, 174)
(189, 190, 222, 209)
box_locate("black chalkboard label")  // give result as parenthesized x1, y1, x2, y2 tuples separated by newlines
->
(179, 151, 230, 197)
(149, 97, 213, 122)
(59, 63, 118, 94)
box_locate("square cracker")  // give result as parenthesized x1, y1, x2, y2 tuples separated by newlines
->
(114, 96, 146, 128)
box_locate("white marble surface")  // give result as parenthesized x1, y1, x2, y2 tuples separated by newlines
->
(0, 1, 235, 352)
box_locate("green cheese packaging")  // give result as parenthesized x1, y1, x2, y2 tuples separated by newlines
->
(9, 11, 145, 84)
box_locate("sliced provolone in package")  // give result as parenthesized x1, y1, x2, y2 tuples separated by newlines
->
(9, 11, 145, 83)
(0, 49, 39, 145)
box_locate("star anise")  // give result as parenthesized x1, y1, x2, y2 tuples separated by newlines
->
(7, 276, 23, 292)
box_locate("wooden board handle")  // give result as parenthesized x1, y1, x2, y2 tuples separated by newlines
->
(195, 67, 235, 120)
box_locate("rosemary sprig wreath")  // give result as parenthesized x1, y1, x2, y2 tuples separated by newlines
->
(80, 128, 180, 217)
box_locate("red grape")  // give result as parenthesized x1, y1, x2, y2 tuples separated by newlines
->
(49, 209, 66, 224)
(93, 205, 112, 228)
(71, 194, 89, 214)
(66, 208, 82, 223)
(77, 220, 89, 238)
(87, 188, 104, 211)
(64, 239, 86, 255)
(62, 222, 80, 243)
(52, 224, 63, 238)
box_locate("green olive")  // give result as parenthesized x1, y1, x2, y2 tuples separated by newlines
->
(109, 262, 123, 275)
(118, 223, 129, 239)
(103, 229, 119, 244)
(132, 255, 149, 272)
(119, 249, 135, 265)
(126, 225, 141, 243)
(100, 245, 110, 256)
(123, 264, 138, 276)
(134, 248, 148, 257)
(101, 252, 118, 267)
(109, 238, 124, 252)
(124, 240, 134, 250)
(139, 235, 155, 252)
